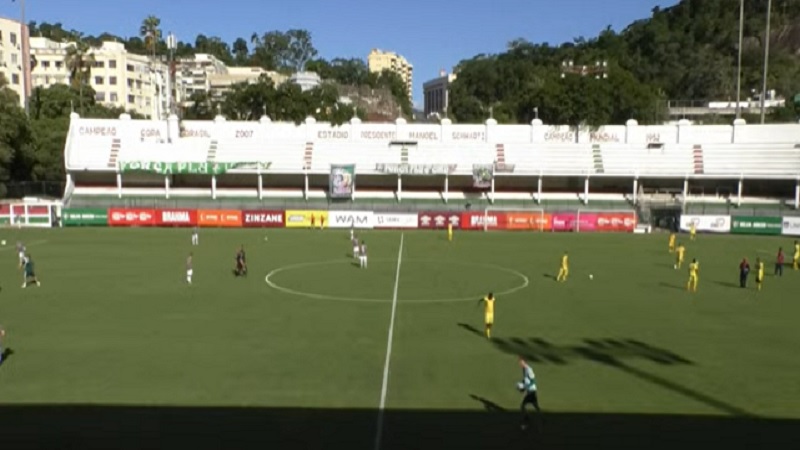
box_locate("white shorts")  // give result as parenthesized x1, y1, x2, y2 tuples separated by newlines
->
(353, 246, 359, 254)
(18, 252, 24, 261)
(187, 269, 193, 277)
(360, 255, 367, 262)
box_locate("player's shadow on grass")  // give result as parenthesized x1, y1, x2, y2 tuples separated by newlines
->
(0, 348, 13, 367)
(469, 394, 506, 412)
(542, 273, 556, 281)
(462, 332, 752, 418)
(658, 282, 686, 291)
(0, 404, 795, 450)
(713, 280, 739, 289)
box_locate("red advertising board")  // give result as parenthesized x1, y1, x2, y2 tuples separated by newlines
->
(596, 213, 637, 232)
(242, 210, 285, 228)
(460, 212, 508, 230)
(575, 213, 598, 232)
(155, 209, 197, 227)
(551, 213, 576, 232)
(108, 208, 156, 226)
(418, 211, 461, 229)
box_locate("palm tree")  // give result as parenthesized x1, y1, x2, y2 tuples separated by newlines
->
(140, 15, 161, 59)
(64, 34, 95, 113)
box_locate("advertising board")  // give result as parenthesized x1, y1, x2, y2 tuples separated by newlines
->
(108, 208, 156, 226)
(155, 209, 197, 227)
(418, 211, 461, 229)
(62, 208, 108, 226)
(284, 210, 329, 228)
(731, 216, 782, 235)
(680, 215, 731, 233)
(242, 210, 285, 228)
(328, 211, 374, 229)
(197, 210, 242, 227)
(372, 213, 418, 229)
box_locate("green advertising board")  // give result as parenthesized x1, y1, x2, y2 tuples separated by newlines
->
(119, 161, 271, 175)
(62, 208, 108, 226)
(731, 216, 782, 235)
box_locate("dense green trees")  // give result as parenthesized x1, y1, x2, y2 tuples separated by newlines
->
(449, 0, 800, 124)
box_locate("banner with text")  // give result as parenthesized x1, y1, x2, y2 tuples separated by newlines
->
(375, 163, 456, 175)
(372, 213, 418, 229)
(329, 164, 355, 198)
(197, 210, 242, 227)
(472, 164, 493, 189)
(418, 211, 461, 229)
(120, 161, 271, 175)
(595, 213, 637, 232)
(551, 213, 577, 232)
(329, 211, 374, 229)
(506, 212, 552, 231)
(285, 210, 329, 228)
(108, 208, 156, 227)
(62, 208, 108, 226)
(460, 212, 508, 230)
(782, 216, 800, 236)
(731, 216, 782, 235)
(242, 210, 285, 228)
(680, 215, 731, 233)
(155, 209, 198, 227)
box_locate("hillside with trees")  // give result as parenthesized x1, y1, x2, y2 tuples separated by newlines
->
(450, 0, 800, 125)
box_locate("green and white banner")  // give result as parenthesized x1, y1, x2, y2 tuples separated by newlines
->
(472, 164, 493, 189)
(119, 161, 271, 175)
(329, 164, 355, 199)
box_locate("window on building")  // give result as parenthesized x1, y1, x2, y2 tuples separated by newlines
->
(145, 98, 151, 107)
(128, 94, 134, 104)
(110, 93, 118, 102)
(136, 80, 142, 89)
(109, 60, 117, 69)
(94, 76, 104, 85)
(109, 76, 117, 85)
(11, 74, 19, 85)
(96, 92, 105, 102)
(0, 31, 3, 42)
(10, 33, 17, 45)
(55, 61, 63, 69)
(45, 76, 50, 84)
(127, 79, 133, 88)
(94, 61, 105, 68)
(11, 53, 18, 65)
(126, 64, 134, 72)
(42, 60, 50, 69)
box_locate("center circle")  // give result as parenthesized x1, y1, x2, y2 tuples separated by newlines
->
(264, 259, 529, 304)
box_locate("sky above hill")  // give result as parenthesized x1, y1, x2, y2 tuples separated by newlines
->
(0, 0, 679, 106)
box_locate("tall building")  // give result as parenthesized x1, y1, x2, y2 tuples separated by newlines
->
(0, 16, 30, 108)
(207, 66, 286, 102)
(30, 37, 169, 119)
(423, 70, 456, 117)
(175, 55, 286, 105)
(367, 48, 413, 103)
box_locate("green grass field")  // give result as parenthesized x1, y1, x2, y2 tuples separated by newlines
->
(0, 228, 798, 449)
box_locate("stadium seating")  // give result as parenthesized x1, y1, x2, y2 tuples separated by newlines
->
(65, 114, 800, 205)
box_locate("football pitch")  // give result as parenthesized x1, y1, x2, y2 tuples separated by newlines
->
(0, 228, 798, 449)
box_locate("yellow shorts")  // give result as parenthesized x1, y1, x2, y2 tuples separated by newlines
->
(485, 314, 494, 325)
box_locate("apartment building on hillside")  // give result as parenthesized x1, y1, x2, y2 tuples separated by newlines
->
(29, 37, 169, 119)
(367, 48, 413, 103)
(0, 16, 30, 108)
(423, 70, 456, 117)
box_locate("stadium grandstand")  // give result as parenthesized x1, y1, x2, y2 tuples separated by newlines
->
(62, 112, 800, 229)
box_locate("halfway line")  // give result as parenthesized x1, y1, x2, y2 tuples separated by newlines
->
(374, 233, 404, 450)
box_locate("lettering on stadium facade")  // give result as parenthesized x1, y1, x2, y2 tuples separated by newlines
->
(317, 130, 349, 139)
(79, 126, 117, 136)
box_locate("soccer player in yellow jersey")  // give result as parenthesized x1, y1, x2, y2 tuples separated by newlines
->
(687, 259, 699, 292)
(556, 252, 569, 282)
(690, 223, 696, 241)
(477, 293, 495, 339)
(668, 232, 676, 253)
(675, 243, 686, 269)
(756, 258, 765, 291)
(793, 241, 799, 270)
(448, 223, 453, 242)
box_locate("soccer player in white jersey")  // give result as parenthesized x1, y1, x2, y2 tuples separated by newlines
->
(350, 224, 355, 241)
(352, 236, 360, 258)
(191, 226, 199, 246)
(518, 357, 541, 430)
(186, 252, 193, 284)
(16, 241, 26, 268)
(359, 240, 367, 268)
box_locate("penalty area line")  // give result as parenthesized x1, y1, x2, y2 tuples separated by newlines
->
(374, 232, 404, 450)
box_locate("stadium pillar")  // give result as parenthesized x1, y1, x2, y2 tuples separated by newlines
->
(583, 178, 590, 205)
(397, 175, 402, 202)
(682, 179, 689, 205)
(633, 178, 638, 205)
(258, 174, 263, 200)
(211, 176, 217, 200)
(490, 174, 495, 204)
(165, 176, 170, 199)
(737, 178, 743, 207)
(537, 177, 542, 204)
(116, 173, 122, 199)
(795, 180, 799, 209)
(444, 175, 449, 203)
(303, 173, 309, 200)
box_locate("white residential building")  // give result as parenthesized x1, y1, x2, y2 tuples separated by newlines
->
(423, 70, 457, 117)
(29, 37, 168, 119)
(175, 54, 286, 104)
(0, 16, 30, 108)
